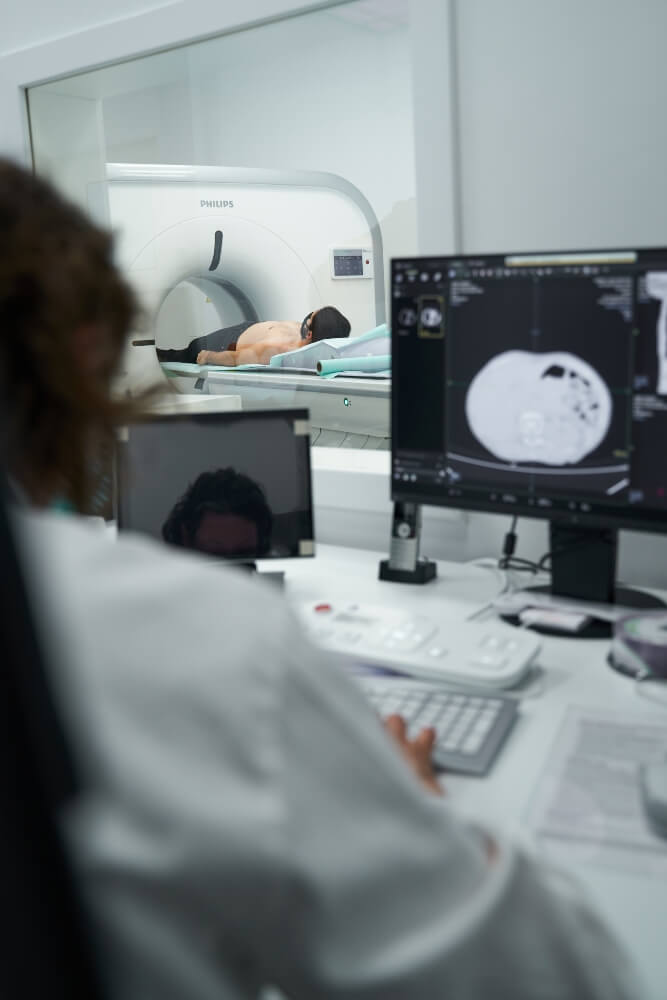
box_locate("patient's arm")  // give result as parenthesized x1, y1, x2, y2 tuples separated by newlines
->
(196, 349, 241, 366)
(197, 339, 288, 367)
(199, 342, 290, 367)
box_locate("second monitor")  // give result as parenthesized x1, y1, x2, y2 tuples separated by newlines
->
(116, 408, 314, 566)
(391, 248, 667, 609)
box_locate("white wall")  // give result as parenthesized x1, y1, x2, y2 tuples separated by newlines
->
(0, 1, 341, 163)
(28, 89, 106, 207)
(0, 1, 178, 58)
(4, 0, 667, 589)
(103, 82, 196, 165)
(456, 0, 667, 253)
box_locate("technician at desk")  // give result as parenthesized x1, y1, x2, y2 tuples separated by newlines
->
(1, 160, 640, 999)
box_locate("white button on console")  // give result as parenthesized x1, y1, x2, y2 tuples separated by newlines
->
(468, 654, 508, 672)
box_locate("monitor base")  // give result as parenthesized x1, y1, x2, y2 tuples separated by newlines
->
(378, 558, 437, 585)
(499, 583, 665, 641)
(236, 562, 285, 586)
(499, 522, 665, 641)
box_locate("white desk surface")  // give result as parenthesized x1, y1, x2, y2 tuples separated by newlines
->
(270, 543, 666, 1000)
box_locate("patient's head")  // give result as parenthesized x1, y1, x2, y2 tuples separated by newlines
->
(161, 468, 273, 558)
(301, 306, 351, 343)
(0, 158, 138, 509)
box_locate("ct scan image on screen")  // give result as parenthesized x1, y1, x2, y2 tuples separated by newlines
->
(444, 269, 635, 498)
(465, 350, 612, 465)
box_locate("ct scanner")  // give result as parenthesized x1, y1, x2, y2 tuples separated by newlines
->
(102, 164, 390, 446)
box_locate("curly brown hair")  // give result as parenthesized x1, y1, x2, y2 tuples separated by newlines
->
(0, 159, 140, 510)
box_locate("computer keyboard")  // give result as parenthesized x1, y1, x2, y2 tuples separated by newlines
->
(359, 677, 518, 776)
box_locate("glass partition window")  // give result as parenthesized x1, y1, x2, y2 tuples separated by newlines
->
(27, 1, 416, 450)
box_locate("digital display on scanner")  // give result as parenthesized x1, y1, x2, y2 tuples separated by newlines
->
(334, 254, 363, 276)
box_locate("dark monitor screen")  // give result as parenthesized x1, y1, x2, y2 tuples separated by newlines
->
(116, 409, 314, 562)
(391, 249, 667, 608)
(392, 248, 667, 531)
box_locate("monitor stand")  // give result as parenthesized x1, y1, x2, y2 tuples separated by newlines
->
(235, 561, 284, 586)
(502, 522, 664, 640)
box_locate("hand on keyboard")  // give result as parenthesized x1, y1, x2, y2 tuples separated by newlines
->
(363, 680, 518, 776)
(383, 714, 444, 797)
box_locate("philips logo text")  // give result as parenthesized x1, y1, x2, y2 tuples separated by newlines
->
(200, 199, 234, 209)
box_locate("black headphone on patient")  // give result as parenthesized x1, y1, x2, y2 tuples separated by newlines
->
(300, 311, 314, 339)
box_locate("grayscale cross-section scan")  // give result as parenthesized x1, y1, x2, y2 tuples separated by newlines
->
(465, 350, 612, 465)
(646, 271, 667, 395)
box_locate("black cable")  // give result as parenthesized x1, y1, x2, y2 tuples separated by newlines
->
(498, 515, 540, 574)
(499, 517, 620, 580)
(503, 515, 518, 557)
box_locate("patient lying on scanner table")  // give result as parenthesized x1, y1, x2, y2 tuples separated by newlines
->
(156, 306, 350, 367)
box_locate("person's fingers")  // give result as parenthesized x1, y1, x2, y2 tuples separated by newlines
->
(415, 726, 436, 752)
(413, 728, 437, 777)
(383, 717, 443, 795)
(413, 732, 444, 795)
(383, 714, 407, 743)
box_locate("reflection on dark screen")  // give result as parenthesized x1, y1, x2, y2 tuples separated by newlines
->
(161, 468, 273, 558)
(116, 410, 313, 562)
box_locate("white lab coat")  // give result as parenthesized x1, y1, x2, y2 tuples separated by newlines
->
(15, 509, 641, 1000)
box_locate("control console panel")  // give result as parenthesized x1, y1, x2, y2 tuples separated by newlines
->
(299, 601, 541, 689)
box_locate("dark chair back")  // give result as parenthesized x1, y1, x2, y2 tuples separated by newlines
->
(0, 476, 107, 998)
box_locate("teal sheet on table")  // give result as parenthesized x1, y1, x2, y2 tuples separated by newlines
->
(269, 323, 390, 369)
(316, 355, 391, 376)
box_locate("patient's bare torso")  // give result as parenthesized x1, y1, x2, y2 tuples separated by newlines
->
(198, 320, 305, 366)
(236, 320, 302, 352)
